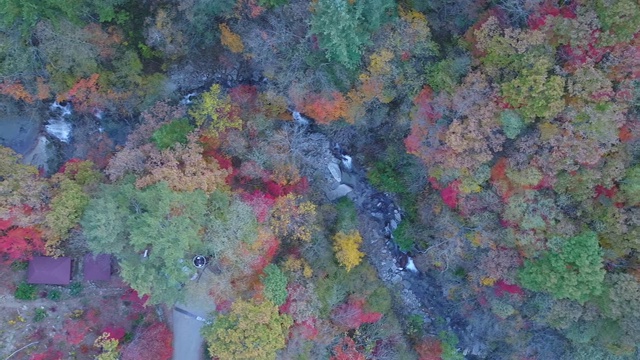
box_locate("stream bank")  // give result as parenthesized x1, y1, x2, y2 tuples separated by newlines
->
(286, 115, 488, 358)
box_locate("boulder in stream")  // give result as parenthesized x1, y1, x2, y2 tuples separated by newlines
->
(326, 184, 353, 201)
(328, 162, 341, 182)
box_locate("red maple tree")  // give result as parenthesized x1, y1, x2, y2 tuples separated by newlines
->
(0, 218, 44, 263)
(331, 297, 383, 330)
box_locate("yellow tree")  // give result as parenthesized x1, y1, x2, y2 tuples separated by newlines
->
(333, 230, 364, 272)
(0, 146, 49, 226)
(189, 84, 242, 137)
(202, 299, 292, 360)
(270, 194, 317, 243)
(219, 23, 244, 53)
(135, 134, 228, 192)
(94, 333, 120, 360)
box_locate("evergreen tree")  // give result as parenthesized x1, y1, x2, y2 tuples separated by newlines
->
(519, 231, 605, 304)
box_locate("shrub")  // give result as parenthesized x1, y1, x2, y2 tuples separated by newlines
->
(367, 160, 407, 194)
(10, 260, 29, 271)
(406, 314, 425, 339)
(335, 197, 358, 232)
(425, 56, 470, 94)
(500, 110, 524, 139)
(439, 330, 464, 360)
(262, 264, 288, 306)
(519, 231, 605, 303)
(490, 300, 515, 319)
(393, 221, 414, 252)
(47, 289, 62, 301)
(70, 282, 83, 297)
(365, 286, 391, 314)
(621, 165, 640, 205)
(150, 118, 194, 150)
(34, 307, 48, 322)
(15, 282, 37, 300)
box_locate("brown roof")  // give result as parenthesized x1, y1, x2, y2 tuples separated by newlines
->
(27, 256, 72, 285)
(83, 254, 111, 281)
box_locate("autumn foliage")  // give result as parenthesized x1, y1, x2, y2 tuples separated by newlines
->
(220, 23, 245, 53)
(332, 230, 365, 272)
(414, 337, 443, 360)
(296, 91, 348, 124)
(0, 218, 44, 263)
(29, 351, 63, 360)
(121, 322, 172, 360)
(63, 74, 105, 114)
(331, 297, 383, 330)
(331, 336, 365, 360)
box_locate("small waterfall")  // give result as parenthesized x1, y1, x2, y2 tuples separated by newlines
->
(180, 92, 198, 105)
(49, 101, 72, 116)
(292, 111, 310, 126)
(45, 101, 73, 143)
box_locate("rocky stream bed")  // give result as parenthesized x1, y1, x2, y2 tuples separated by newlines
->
(285, 114, 488, 358)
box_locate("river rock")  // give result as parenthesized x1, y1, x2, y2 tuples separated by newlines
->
(0, 115, 41, 154)
(22, 136, 50, 172)
(326, 184, 353, 201)
(340, 171, 357, 187)
(390, 219, 398, 230)
(328, 162, 341, 182)
(394, 210, 401, 222)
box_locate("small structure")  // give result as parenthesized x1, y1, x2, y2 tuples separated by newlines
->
(83, 254, 111, 281)
(193, 255, 207, 269)
(27, 256, 72, 285)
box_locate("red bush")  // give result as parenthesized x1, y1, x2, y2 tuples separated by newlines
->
(241, 191, 275, 223)
(29, 350, 63, 360)
(60, 318, 90, 345)
(121, 288, 149, 318)
(619, 125, 634, 142)
(0, 220, 44, 263)
(331, 337, 365, 360)
(229, 85, 259, 116)
(494, 280, 525, 297)
(289, 318, 318, 340)
(121, 322, 172, 360)
(594, 185, 618, 199)
(414, 337, 443, 360)
(57, 158, 82, 174)
(331, 297, 383, 330)
(299, 91, 347, 124)
(440, 180, 460, 209)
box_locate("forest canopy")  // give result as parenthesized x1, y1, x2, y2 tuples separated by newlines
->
(1, 0, 640, 359)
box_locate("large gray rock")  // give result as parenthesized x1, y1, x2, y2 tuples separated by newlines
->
(394, 209, 401, 222)
(0, 115, 41, 154)
(326, 184, 353, 201)
(341, 171, 357, 187)
(390, 219, 398, 230)
(328, 162, 341, 182)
